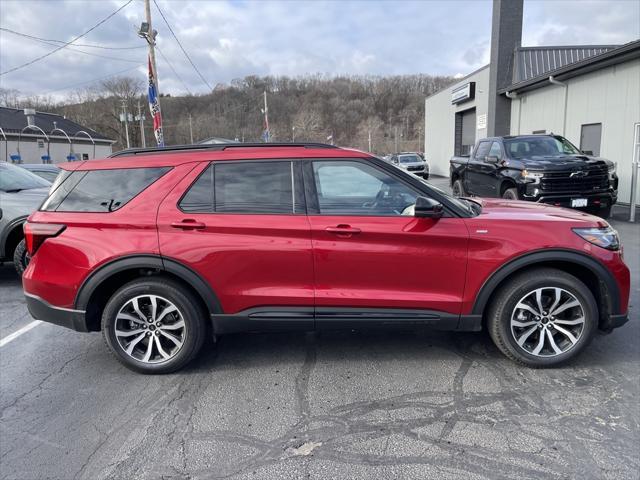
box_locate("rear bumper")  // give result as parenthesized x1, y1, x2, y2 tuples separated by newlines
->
(25, 292, 88, 332)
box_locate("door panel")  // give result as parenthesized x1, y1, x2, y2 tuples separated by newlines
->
(307, 159, 469, 315)
(158, 161, 314, 316)
(309, 215, 468, 313)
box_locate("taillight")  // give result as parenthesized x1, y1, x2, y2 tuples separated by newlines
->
(23, 222, 66, 256)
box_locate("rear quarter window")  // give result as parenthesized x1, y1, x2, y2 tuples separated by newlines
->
(41, 167, 170, 212)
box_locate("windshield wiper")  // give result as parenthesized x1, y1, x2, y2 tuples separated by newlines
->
(5, 188, 24, 193)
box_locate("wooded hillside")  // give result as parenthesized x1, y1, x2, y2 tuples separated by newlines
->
(1, 73, 454, 154)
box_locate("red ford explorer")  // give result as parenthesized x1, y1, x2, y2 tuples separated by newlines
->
(22, 143, 630, 373)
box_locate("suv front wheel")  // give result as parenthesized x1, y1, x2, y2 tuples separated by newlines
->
(488, 268, 597, 367)
(102, 278, 207, 374)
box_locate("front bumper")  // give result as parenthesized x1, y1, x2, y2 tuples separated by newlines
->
(600, 312, 629, 332)
(521, 189, 617, 209)
(25, 292, 88, 332)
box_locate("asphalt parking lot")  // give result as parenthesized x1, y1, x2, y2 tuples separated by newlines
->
(1, 178, 638, 480)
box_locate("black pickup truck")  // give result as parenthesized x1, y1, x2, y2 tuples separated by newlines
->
(450, 134, 618, 217)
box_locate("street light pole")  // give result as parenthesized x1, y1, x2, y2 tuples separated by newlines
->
(368, 130, 372, 152)
(144, 0, 159, 93)
(188, 113, 194, 144)
(292, 126, 296, 142)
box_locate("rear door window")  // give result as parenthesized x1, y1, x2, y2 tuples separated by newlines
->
(179, 161, 302, 214)
(41, 167, 170, 212)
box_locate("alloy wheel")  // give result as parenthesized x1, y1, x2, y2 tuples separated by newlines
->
(510, 287, 585, 357)
(114, 295, 186, 364)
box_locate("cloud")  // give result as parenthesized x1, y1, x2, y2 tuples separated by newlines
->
(0, 0, 637, 99)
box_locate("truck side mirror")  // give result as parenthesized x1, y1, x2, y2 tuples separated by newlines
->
(414, 196, 443, 219)
(486, 155, 500, 164)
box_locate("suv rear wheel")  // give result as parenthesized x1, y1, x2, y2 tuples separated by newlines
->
(13, 239, 29, 276)
(102, 278, 207, 374)
(488, 268, 597, 367)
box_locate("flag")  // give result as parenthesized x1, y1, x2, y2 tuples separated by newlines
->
(148, 56, 164, 147)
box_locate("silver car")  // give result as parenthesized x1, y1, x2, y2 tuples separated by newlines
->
(389, 152, 430, 179)
(0, 163, 51, 275)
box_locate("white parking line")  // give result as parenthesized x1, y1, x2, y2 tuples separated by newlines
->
(0, 321, 42, 347)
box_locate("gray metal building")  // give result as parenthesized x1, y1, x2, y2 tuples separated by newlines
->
(0, 107, 114, 164)
(424, 0, 640, 206)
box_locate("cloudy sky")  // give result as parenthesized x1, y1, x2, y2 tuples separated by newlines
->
(0, 0, 638, 98)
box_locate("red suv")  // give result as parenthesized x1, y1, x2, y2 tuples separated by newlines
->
(22, 143, 630, 373)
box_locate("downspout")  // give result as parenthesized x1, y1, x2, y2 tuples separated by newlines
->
(549, 75, 568, 136)
(505, 91, 520, 134)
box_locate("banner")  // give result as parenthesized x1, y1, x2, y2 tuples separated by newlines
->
(148, 56, 164, 147)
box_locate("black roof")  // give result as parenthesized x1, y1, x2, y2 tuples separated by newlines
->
(0, 107, 113, 142)
(109, 142, 339, 158)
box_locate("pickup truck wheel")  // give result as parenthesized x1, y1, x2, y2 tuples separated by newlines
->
(595, 205, 612, 219)
(102, 278, 207, 374)
(452, 179, 465, 197)
(13, 239, 29, 276)
(487, 268, 597, 367)
(502, 187, 518, 200)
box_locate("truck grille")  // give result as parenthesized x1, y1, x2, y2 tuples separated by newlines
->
(407, 165, 424, 172)
(539, 165, 609, 193)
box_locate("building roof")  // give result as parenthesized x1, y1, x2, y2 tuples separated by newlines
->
(0, 107, 113, 143)
(513, 45, 619, 83)
(504, 39, 640, 94)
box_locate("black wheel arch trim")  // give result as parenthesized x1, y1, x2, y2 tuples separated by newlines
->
(0, 214, 28, 258)
(74, 254, 223, 314)
(472, 248, 621, 316)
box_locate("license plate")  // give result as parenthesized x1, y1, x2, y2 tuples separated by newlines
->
(571, 198, 588, 207)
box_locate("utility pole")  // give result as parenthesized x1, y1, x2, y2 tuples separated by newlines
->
(417, 126, 422, 152)
(394, 125, 398, 153)
(292, 126, 296, 142)
(368, 130, 372, 152)
(136, 100, 146, 148)
(120, 100, 131, 149)
(262, 91, 270, 142)
(143, 0, 159, 93)
(188, 113, 194, 144)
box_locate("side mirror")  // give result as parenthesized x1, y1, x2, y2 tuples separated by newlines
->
(486, 155, 500, 164)
(414, 196, 443, 219)
(582, 150, 593, 155)
(392, 159, 399, 164)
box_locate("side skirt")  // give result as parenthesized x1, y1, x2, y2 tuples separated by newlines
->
(210, 307, 482, 334)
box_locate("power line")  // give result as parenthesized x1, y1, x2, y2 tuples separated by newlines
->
(156, 45, 193, 95)
(152, 0, 213, 91)
(0, 27, 146, 50)
(0, 0, 134, 76)
(0, 28, 141, 64)
(40, 64, 145, 96)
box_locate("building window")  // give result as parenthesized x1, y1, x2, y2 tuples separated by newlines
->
(580, 123, 602, 156)
(82, 153, 89, 160)
(37, 139, 45, 148)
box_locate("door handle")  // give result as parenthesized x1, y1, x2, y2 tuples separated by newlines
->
(325, 225, 361, 236)
(171, 219, 206, 230)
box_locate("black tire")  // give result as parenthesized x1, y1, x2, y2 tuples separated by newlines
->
(102, 278, 207, 374)
(452, 179, 465, 197)
(487, 268, 597, 368)
(422, 172, 429, 180)
(13, 239, 29, 276)
(502, 187, 518, 200)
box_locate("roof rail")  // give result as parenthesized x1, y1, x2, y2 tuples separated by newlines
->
(108, 142, 338, 158)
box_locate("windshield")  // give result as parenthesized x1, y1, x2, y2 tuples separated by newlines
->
(504, 136, 581, 159)
(0, 163, 51, 192)
(398, 154, 422, 164)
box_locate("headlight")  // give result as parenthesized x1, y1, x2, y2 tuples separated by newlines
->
(608, 162, 617, 174)
(521, 169, 544, 184)
(573, 226, 620, 251)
